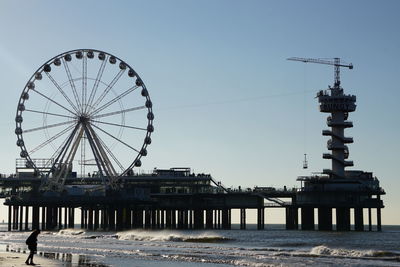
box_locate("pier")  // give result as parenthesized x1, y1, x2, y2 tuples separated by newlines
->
(1, 167, 384, 232)
(2, 51, 386, 232)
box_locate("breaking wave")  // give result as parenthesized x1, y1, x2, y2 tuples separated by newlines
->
(57, 229, 86, 236)
(310, 245, 400, 260)
(117, 230, 231, 243)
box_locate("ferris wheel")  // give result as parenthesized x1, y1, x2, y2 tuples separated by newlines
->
(15, 49, 154, 191)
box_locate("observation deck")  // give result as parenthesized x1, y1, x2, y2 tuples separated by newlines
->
(317, 89, 356, 113)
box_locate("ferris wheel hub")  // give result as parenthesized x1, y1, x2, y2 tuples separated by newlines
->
(78, 115, 90, 124)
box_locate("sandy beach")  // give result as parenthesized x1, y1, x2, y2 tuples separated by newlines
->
(0, 252, 66, 267)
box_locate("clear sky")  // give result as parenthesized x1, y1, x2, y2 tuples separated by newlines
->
(0, 0, 399, 225)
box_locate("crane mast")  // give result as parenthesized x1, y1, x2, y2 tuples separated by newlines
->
(287, 57, 353, 88)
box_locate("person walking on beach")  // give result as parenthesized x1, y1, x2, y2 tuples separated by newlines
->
(25, 229, 40, 265)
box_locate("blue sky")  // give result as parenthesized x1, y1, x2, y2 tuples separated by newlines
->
(0, 0, 399, 224)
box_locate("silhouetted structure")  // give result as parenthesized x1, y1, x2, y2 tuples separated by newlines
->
(1, 57, 385, 232)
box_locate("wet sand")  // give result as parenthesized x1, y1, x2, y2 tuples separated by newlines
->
(0, 252, 67, 267)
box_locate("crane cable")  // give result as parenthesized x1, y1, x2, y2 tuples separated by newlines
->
(303, 64, 308, 169)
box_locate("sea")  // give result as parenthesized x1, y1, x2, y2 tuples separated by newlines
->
(1, 224, 399, 267)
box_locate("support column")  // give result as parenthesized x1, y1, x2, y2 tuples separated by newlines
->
(228, 208, 232, 229)
(285, 207, 298, 230)
(377, 208, 382, 231)
(160, 210, 165, 229)
(41, 207, 46, 230)
(318, 207, 332, 231)
(102, 209, 108, 230)
(116, 207, 123, 231)
(126, 208, 132, 229)
(99, 209, 104, 229)
(94, 209, 99, 230)
(222, 209, 230, 230)
(183, 210, 188, 229)
(240, 209, 246, 230)
(177, 210, 183, 229)
(368, 208, 372, 231)
(205, 210, 213, 229)
(144, 209, 151, 229)
(136, 209, 144, 228)
(58, 207, 62, 229)
(46, 206, 52, 230)
(64, 207, 68, 229)
(70, 208, 75, 228)
(217, 210, 221, 229)
(88, 208, 94, 230)
(165, 210, 172, 229)
(108, 207, 115, 230)
(14, 206, 19, 230)
(336, 207, 350, 231)
(151, 209, 157, 229)
(354, 208, 364, 231)
(301, 207, 314, 230)
(171, 210, 176, 229)
(32, 206, 39, 230)
(189, 210, 193, 229)
(156, 210, 161, 229)
(81, 208, 85, 229)
(8, 205, 11, 231)
(194, 209, 204, 229)
(25, 206, 29, 231)
(53, 207, 58, 229)
(19, 206, 23, 231)
(257, 208, 264, 230)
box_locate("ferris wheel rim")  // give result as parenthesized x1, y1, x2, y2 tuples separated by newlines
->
(15, 48, 154, 180)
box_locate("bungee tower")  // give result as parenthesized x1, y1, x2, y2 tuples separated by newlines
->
(287, 57, 385, 231)
(318, 71, 356, 178)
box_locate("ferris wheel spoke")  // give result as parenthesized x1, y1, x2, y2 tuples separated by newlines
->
(93, 105, 146, 119)
(90, 85, 139, 116)
(86, 56, 108, 114)
(50, 123, 81, 170)
(97, 134, 125, 172)
(64, 127, 84, 165)
(91, 69, 126, 111)
(84, 125, 114, 177)
(62, 58, 83, 112)
(91, 120, 146, 131)
(91, 124, 140, 153)
(82, 55, 88, 113)
(25, 109, 76, 119)
(29, 124, 76, 154)
(45, 72, 80, 113)
(43, 125, 75, 169)
(31, 89, 77, 116)
(23, 120, 76, 134)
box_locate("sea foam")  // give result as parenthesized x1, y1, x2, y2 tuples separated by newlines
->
(310, 245, 382, 258)
(117, 230, 230, 243)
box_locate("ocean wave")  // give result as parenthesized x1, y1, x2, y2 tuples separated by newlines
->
(310, 245, 400, 260)
(162, 254, 279, 267)
(57, 229, 86, 236)
(117, 230, 231, 243)
(233, 259, 278, 267)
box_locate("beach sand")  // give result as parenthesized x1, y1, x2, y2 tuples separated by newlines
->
(0, 252, 67, 267)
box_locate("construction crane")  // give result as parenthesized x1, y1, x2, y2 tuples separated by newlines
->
(287, 57, 353, 88)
